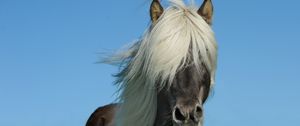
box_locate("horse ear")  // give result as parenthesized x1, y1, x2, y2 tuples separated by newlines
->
(198, 0, 214, 25)
(150, 0, 164, 23)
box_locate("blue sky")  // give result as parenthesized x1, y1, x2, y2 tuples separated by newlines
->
(0, 0, 299, 126)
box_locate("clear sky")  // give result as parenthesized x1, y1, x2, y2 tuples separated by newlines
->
(0, 0, 299, 126)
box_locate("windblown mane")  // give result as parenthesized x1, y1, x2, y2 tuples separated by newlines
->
(103, 0, 217, 126)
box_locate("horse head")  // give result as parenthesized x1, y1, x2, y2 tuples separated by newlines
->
(97, 0, 217, 126)
(150, 0, 215, 126)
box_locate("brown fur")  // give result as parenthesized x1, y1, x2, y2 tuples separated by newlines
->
(198, 0, 214, 25)
(86, 104, 119, 126)
(150, 0, 164, 23)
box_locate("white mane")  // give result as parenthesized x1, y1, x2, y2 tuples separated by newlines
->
(103, 0, 217, 125)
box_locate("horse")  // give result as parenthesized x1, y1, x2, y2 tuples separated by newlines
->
(87, 0, 217, 126)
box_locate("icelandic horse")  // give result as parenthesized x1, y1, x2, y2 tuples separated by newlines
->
(86, 0, 217, 126)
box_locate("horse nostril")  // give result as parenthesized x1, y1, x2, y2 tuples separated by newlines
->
(189, 105, 202, 123)
(196, 106, 202, 113)
(195, 105, 203, 117)
(173, 107, 186, 122)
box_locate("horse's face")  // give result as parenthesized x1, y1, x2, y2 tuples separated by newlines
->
(150, 1, 214, 125)
(156, 63, 210, 126)
(169, 64, 210, 126)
